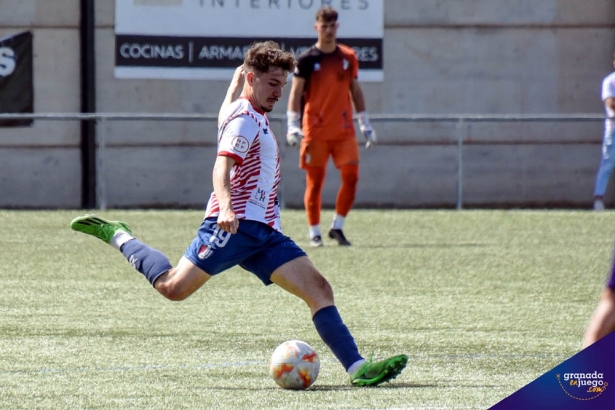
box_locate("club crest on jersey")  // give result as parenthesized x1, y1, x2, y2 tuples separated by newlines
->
(249, 187, 268, 210)
(342, 59, 349, 70)
(314, 63, 321, 71)
(197, 244, 213, 259)
(231, 135, 249, 153)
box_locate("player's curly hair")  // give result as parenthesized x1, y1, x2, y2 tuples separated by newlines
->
(243, 41, 296, 74)
(315, 6, 338, 22)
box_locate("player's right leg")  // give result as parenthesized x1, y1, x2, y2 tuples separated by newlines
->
(300, 139, 329, 247)
(70, 214, 211, 300)
(583, 252, 615, 347)
(153, 256, 211, 301)
(583, 287, 615, 348)
(304, 166, 327, 247)
(593, 130, 615, 209)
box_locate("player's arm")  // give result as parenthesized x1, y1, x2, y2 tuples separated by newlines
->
(350, 79, 377, 148)
(286, 76, 306, 147)
(605, 97, 615, 112)
(212, 155, 239, 234)
(350, 78, 367, 113)
(288, 76, 305, 113)
(218, 66, 245, 127)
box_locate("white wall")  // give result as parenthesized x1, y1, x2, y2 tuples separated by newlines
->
(1, 0, 614, 208)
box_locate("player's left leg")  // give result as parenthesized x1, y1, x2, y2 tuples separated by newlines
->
(593, 130, 615, 210)
(329, 138, 359, 246)
(270, 256, 363, 369)
(329, 163, 358, 246)
(270, 256, 407, 386)
(270, 256, 334, 315)
(241, 233, 361, 369)
(583, 250, 615, 347)
(583, 287, 615, 348)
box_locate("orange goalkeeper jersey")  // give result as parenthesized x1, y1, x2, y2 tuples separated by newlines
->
(294, 44, 359, 141)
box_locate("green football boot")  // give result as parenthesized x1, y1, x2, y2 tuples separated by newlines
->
(350, 354, 408, 387)
(70, 214, 131, 243)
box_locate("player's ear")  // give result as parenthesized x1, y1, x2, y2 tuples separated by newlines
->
(246, 71, 255, 86)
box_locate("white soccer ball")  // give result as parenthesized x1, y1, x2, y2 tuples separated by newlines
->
(269, 340, 320, 389)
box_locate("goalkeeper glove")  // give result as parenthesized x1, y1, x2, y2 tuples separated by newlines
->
(358, 111, 377, 149)
(286, 111, 304, 147)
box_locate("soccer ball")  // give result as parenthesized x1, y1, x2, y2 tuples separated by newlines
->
(269, 340, 320, 389)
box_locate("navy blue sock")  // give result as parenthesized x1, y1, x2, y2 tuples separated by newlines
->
(312, 305, 363, 371)
(120, 239, 172, 286)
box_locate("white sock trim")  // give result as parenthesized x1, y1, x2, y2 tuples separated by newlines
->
(331, 214, 346, 230)
(308, 225, 322, 239)
(347, 359, 366, 375)
(109, 232, 134, 251)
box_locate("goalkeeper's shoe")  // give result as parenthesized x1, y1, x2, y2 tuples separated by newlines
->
(328, 229, 351, 246)
(310, 235, 324, 247)
(70, 214, 131, 243)
(350, 354, 408, 387)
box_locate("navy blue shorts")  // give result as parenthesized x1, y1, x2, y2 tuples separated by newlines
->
(608, 263, 615, 290)
(184, 218, 307, 285)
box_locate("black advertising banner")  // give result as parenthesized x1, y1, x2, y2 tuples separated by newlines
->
(0, 31, 34, 127)
(115, 35, 383, 69)
(114, 0, 384, 81)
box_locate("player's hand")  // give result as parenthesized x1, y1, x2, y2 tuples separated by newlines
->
(217, 209, 239, 234)
(358, 111, 377, 149)
(219, 66, 246, 126)
(230, 65, 245, 92)
(361, 125, 377, 149)
(286, 111, 304, 148)
(287, 130, 304, 147)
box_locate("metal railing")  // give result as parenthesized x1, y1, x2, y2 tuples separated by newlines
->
(0, 112, 607, 210)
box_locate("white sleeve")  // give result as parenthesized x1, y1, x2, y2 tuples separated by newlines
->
(602, 75, 615, 101)
(218, 114, 260, 164)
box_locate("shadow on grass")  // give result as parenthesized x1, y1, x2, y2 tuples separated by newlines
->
(311, 382, 438, 390)
(206, 383, 437, 391)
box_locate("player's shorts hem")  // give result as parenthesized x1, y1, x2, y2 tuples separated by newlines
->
(184, 218, 307, 286)
(256, 246, 307, 286)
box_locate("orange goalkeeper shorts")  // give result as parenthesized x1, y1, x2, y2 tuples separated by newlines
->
(299, 138, 359, 169)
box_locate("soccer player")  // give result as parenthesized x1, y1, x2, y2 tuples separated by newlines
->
(592, 52, 615, 211)
(70, 41, 407, 386)
(583, 250, 615, 347)
(286, 6, 376, 247)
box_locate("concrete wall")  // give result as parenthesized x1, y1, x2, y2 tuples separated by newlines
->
(1, 0, 615, 209)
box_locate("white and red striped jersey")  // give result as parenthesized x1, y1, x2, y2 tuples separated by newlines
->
(205, 98, 282, 231)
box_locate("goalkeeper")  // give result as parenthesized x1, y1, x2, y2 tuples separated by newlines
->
(286, 6, 376, 248)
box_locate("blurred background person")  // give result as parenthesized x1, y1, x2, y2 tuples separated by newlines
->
(286, 6, 376, 247)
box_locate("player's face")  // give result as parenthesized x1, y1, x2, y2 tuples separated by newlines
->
(251, 67, 288, 113)
(315, 19, 338, 43)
